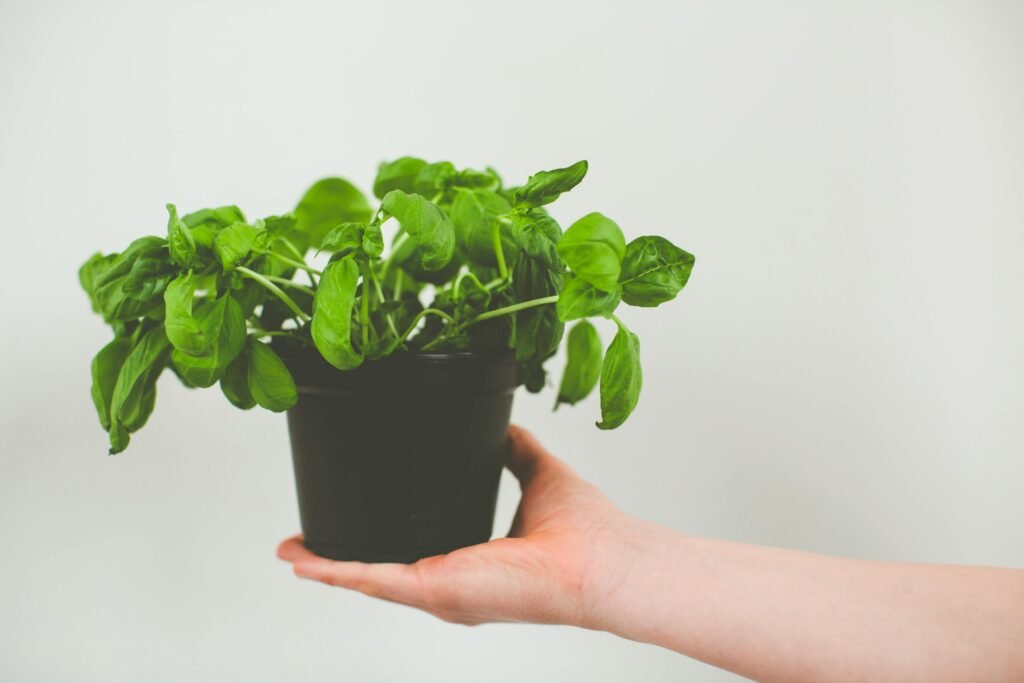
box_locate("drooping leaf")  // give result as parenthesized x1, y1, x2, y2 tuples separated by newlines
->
(220, 349, 256, 410)
(512, 255, 563, 366)
(556, 320, 602, 408)
(373, 157, 427, 199)
(513, 160, 588, 207)
(311, 257, 363, 370)
(108, 325, 171, 453)
(90, 336, 133, 431)
(163, 273, 208, 355)
(596, 320, 642, 430)
(294, 178, 373, 249)
(246, 338, 297, 412)
(382, 190, 456, 271)
(619, 236, 695, 307)
(557, 212, 626, 291)
(556, 276, 621, 322)
(170, 295, 246, 388)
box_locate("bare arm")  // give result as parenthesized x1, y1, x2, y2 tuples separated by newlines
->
(277, 426, 1024, 682)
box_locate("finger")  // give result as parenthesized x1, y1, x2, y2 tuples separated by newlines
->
(284, 548, 429, 608)
(277, 535, 306, 562)
(505, 424, 573, 488)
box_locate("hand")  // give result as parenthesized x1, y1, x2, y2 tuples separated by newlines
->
(277, 425, 641, 627)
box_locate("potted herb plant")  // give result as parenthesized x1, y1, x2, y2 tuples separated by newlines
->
(80, 158, 695, 562)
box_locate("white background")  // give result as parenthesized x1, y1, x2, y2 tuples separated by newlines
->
(1, 1, 1022, 681)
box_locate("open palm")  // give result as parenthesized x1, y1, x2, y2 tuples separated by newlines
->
(277, 425, 635, 627)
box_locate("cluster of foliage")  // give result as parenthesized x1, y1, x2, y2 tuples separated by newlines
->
(80, 158, 695, 453)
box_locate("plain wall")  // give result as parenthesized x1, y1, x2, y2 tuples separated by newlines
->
(1, 1, 1022, 680)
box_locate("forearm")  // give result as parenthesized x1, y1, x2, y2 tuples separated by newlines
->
(581, 520, 1024, 682)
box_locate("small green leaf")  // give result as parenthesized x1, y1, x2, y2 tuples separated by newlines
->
(319, 222, 363, 254)
(373, 157, 427, 199)
(381, 190, 456, 271)
(220, 350, 256, 410)
(512, 255, 564, 365)
(557, 212, 626, 291)
(311, 257, 363, 370)
(163, 273, 208, 356)
(556, 276, 621, 322)
(167, 204, 197, 267)
(556, 321, 602, 409)
(596, 320, 642, 430)
(294, 178, 373, 249)
(213, 222, 259, 271)
(510, 209, 562, 267)
(513, 160, 588, 207)
(246, 338, 297, 412)
(362, 220, 384, 258)
(619, 236, 695, 307)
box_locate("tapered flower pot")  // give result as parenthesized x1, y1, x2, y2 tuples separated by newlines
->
(281, 348, 519, 563)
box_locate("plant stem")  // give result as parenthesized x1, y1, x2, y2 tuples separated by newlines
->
(278, 237, 317, 286)
(397, 308, 456, 345)
(368, 266, 400, 338)
(470, 294, 559, 323)
(360, 262, 371, 348)
(491, 220, 508, 281)
(236, 266, 311, 323)
(265, 251, 323, 277)
(261, 275, 315, 297)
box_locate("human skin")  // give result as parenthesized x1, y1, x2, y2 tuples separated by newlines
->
(277, 426, 1024, 682)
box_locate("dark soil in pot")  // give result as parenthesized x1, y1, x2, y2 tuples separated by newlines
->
(279, 344, 520, 563)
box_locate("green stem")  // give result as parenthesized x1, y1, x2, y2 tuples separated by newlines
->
(491, 220, 508, 281)
(368, 266, 400, 338)
(264, 251, 323, 277)
(470, 294, 559, 323)
(359, 262, 371, 348)
(279, 238, 317, 286)
(260, 275, 315, 297)
(397, 308, 456, 345)
(236, 266, 311, 323)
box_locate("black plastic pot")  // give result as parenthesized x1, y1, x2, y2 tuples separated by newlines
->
(281, 348, 519, 563)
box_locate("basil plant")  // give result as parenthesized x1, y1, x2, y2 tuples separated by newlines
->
(80, 158, 695, 453)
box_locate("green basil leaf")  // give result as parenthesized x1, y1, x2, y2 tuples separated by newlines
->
(213, 222, 260, 271)
(619, 235, 695, 307)
(362, 220, 384, 258)
(182, 205, 246, 230)
(163, 273, 208, 355)
(556, 276, 621, 322)
(510, 209, 562, 267)
(311, 257, 363, 370)
(556, 320, 602, 408)
(220, 349, 256, 410)
(108, 325, 171, 453)
(169, 295, 246, 388)
(79, 252, 116, 311)
(91, 337, 133, 431)
(166, 204, 198, 267)
(450, 188, 516, 268)
(246, 338, 297, 412)
(121, 257, 175, 302)
(413, 161, 456, 198)
(373, 157, 427, 199)
(513, 160, 588, 207)
(91, 237, 166, 290)
(557, 212, 626, 291)
(294, 178, 373, 249)
(319, 222, 364, 255)
(381, 190, 456, 271)
(596, 321, 642, 430)
(450, 167, 501, 192)
(512, 255, 564, 365)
